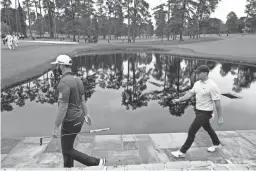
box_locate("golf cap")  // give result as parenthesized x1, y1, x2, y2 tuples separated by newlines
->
(51, 54, 72, 66)
(194, 65, 210, 73)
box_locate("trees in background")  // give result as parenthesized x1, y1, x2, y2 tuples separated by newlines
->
(244, 0, 256, 33)
(1, 0, 254, 41)
(153, 0, 221, 41)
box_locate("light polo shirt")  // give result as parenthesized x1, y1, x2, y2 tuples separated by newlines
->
(190, 79, 221, 111)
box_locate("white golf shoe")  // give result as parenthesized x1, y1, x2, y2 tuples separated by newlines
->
(207, 144, 223, 152)
(171, 150, 186, 158)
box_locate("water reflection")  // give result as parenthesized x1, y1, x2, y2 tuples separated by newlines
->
(219, 63, 256, 93)
(2, 53, 256, 117)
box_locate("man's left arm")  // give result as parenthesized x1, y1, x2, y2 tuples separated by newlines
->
(211, 85, 224, 126)
(214, 100, 222, 118)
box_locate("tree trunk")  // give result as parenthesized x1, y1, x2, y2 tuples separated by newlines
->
(4, 6, 11, 29)
(173, 29, 176, 40)
(53, 0, 57, 39)
(127, 57, 130, 90)
(83, 0, 87, 39)
(71, 0, 75, 42)
(8, 16, 12, 33)
(114, 11, 117, 39)
(196, 20, 200, 39)
(26, 1, 32, 37)
(167, 0, 170, 41)
(47, 1, 54, 38)
(4, 6, 7, 25)
(108, 15, 111, 41)
(34, 1, 38, 19)
(38, 0, 43, 38)
(180, 0, 186, 41)
(73, 32, 76, 42)
(132, 57, 135, 100)
(99, 2, 103, 37)
(127, 0, 131, 43)
(163, 57, 168, 88)
(33, 1, 38, 35)
(132, 0, 137, 43)
(196, 0, 201, 40)
(15, 0, 18, 34)
(244, 13, 249, 32)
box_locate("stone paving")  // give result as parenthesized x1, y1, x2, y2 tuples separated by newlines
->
(1, 130, 256, 170)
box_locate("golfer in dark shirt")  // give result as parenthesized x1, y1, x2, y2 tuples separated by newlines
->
(51, 54, 106, 167)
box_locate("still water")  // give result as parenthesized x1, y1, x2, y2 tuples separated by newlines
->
(1, 53, 256, 138)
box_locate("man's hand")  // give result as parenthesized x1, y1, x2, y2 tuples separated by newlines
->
(85, 115, 92, 126)
(52, 126, 59, 138)
(210, 113, 215, 123)
(172, 98, 180, 104)
(217, 116, 224, 127)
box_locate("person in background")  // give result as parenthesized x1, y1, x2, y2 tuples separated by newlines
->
(4, 33, 15, 50)
(13, 34, 19, 47)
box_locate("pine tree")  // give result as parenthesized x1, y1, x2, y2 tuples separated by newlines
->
(18, 2, 27, 37)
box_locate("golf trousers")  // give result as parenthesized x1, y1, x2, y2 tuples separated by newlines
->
(61, 114, 100, 167)
(7, 40, 13, 49)
(180, 109, 221, 153)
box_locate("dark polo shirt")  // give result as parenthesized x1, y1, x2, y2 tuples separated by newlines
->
(57, 72, 85, 122)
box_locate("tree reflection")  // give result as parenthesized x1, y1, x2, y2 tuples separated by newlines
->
(104, 54, 123, 90)
(148, 55, 198, 116)
(232, 66, 256, 93)
(220, 63, 237, 77)
(1, 66, 98, 112)
(1, 89, 16, 111)
(1, 71, 60, 112)
(219, 62, 256, 93)
(80, 71, 98, 102)
(121, 54, 151, 110)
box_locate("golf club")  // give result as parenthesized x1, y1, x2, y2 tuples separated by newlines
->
(40, 128, 110, 145)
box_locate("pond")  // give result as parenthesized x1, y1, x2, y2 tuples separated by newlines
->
(1, 53, 256, 138)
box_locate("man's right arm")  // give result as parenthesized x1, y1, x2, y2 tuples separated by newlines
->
(76, 78, 88, 116)
(77, 78, 92, 125)
(173, 83, 196, 103)
(176, 91, 195, 102)
(81, 95, 92, 126)
(81, 95, 89, 116)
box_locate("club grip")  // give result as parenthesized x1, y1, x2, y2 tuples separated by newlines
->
(89, 128, 110, 133)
